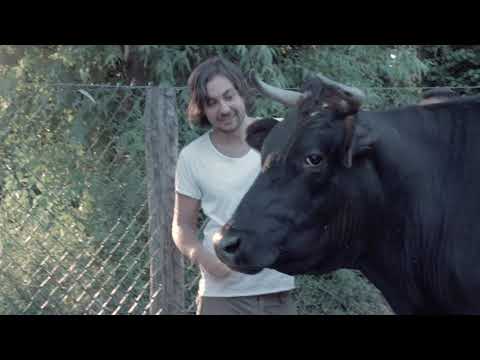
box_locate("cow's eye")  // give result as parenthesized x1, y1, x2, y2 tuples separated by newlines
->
(305, 154, 325, 167)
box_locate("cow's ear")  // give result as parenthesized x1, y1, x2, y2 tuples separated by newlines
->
(349, 122, 376, 165)
(340, 114, 376, 168)
(246, 118, 280, 152)
(341, 115, 355, 168)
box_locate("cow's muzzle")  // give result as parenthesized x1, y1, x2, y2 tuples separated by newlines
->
(213, 227, 269, 275)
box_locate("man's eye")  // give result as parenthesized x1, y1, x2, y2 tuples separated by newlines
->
(305, 154, 325, 167)
(206, 99, 216, 107)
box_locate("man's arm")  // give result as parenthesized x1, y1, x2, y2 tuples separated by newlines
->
(172, 192, 231, 278)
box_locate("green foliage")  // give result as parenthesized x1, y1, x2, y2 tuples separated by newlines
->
(419, 45, 480, 95)
(0, 82, 150, 314)
(271, 45, 428, 110)
(294, 271, 392, 315)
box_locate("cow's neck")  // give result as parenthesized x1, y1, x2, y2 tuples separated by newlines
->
(357, 238, 423, 314)
(351, 104, 480, 314)
(354, 113, 448, 314)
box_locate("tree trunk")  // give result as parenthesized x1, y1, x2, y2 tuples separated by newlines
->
(122, 45, 147, 86)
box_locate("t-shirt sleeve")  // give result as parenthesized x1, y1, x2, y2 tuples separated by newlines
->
(175, 150, 202, 200)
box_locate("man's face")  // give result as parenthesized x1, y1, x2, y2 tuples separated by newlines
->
(203, 75, 247, 134)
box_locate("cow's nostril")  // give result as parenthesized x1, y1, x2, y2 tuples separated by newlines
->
(222, 235, 241, 255)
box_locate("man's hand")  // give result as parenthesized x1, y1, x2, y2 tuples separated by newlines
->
(192, 247, 232, 278)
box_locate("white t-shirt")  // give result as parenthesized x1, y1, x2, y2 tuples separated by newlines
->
(175, 130, 295, 297)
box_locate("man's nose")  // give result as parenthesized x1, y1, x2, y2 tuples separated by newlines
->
(219, 100, 230, 114)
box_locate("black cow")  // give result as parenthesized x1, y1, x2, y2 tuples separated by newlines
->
(214, 73, 480, 314)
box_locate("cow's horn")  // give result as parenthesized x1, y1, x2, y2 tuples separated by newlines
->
(315, 73, 366, 109)
(250, 71, 305, 107)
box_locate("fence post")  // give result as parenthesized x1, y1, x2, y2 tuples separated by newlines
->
(144, 86, 184, 315)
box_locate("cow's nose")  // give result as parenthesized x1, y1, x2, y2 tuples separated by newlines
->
(220, 234, 241, 255)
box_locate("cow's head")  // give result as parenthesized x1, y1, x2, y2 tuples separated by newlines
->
(213, 72, 382, 276)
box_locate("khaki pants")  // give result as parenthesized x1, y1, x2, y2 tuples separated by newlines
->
(196, 291, 297, 315)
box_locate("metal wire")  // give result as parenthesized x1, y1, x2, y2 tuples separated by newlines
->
(26, 82, 480, 91)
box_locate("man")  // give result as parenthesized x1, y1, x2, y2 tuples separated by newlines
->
(171, 57, 296, 315)
(418, 87, 457, 105)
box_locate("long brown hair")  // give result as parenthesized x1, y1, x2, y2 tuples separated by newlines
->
(186, 56, 254, 128)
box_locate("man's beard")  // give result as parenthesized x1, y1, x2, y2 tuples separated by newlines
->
(217, 112, 243, 133)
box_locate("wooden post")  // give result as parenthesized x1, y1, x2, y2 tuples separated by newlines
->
(144, 87, 184, 315)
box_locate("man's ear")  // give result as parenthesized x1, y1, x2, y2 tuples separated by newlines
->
(246, 118, 280, 152)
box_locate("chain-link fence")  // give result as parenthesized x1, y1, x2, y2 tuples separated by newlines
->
(1, 81, 442, 315)
(0, 83, 156, 314)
